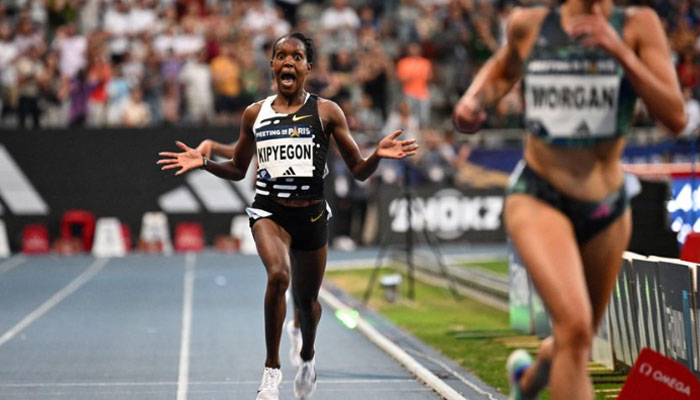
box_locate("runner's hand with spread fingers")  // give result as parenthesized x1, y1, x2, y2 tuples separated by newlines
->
(157, 141, 204, 176)
(376, 130, 419, 159)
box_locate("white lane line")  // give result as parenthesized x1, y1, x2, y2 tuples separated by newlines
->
(0, 378, 418, 388)
(0, 258, 109, 348)
(319, 287, 468, 400)
(176, 253, 196, 400)
(405, 348, 501, 400)
(0, 256, 26, 276)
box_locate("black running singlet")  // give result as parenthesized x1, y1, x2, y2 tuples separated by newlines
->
(252, 93, 329, 200)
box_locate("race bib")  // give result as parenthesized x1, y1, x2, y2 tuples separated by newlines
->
(256, 129, 315, 178)
(525, 73, 621, 138)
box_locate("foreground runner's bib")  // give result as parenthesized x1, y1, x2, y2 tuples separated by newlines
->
(522, 7, 637, 147)
(256, 127, 315, 178)
(525, 60, 621, 138)
(252, 93, 329, 199)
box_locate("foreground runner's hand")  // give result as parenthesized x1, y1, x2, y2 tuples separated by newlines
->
(157, 141, 204, 176)
(376, 130, 419, 159)
(453, 95, 487, 134)
(568, 4, 625, 59)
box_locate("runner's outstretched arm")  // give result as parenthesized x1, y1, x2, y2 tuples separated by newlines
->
(321, 99, 418, 181)
(158, 104, 258, 180)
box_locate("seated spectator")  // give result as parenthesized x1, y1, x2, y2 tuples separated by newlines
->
(122, 86, 151, 127)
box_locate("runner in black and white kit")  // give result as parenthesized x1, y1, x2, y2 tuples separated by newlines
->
(158, 32, 418, 400)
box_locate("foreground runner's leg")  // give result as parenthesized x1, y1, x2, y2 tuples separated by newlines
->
(291, 246, 327, 398)
(505, 194, 594, 400)
(252, 219, 292, 399)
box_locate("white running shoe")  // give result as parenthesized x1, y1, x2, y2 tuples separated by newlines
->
(294, 357, 317, 398)
(286, 320, 303, 367)
(256, 367, 282, 400)
(506, 349, 537, 400)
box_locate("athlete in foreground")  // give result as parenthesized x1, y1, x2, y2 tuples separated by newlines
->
(453, 1, 685, 399)
(158, 33, 418, 400)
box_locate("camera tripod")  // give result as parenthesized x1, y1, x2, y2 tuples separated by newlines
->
(363, 161, 460, 304)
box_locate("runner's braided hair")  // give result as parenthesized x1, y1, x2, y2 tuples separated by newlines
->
(272, 32, 314, 64)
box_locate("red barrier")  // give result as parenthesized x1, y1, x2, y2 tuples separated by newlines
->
(680, 232, 700, 263)
(174, 222, 204, 252)
(618, 348, 700, 400)
(21, 224, 50, 254)
(60, 210, 95, 251)
(121, 223, 132, 252)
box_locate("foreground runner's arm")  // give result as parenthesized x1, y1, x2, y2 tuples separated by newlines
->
(196, 139, 236, 159)
(568, 5, 686, 133)
(452, 8, 537, 133)
(157, 104, 259, 180)
(320, 99, 418, 181)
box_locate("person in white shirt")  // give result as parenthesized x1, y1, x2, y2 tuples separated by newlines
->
(320, 0, 360, 32)
(173, 22, 204, 59)
(179, 50, 214, 124)
(53, 23, 86, 79)
(129, 0, 158, 35)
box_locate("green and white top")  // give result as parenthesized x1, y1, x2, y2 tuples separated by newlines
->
(522, 7, 637, 147)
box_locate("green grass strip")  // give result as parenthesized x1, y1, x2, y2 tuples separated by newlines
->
(325, 267, 622, 400)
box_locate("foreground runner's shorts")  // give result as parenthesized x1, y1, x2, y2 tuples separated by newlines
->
(246, 195, 331, 251)
(507, 160, 629, 244)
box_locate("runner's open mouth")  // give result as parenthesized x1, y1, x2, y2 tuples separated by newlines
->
(281, 72, 296, 86)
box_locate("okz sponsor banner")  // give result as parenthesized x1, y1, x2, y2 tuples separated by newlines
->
(377, 185, 505, 244)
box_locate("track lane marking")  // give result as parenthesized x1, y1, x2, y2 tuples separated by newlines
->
(0, 378, 418, 388)
(0, 256, 26, 276)
(176, 253, 196, 400)
(0, 258, 109, 348)
(319, 287, 467, 400)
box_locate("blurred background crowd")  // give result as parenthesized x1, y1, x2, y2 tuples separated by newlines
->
(0, 0, 698, 249)
(0, 0, 698, 173)
(1, 0, 698, 130)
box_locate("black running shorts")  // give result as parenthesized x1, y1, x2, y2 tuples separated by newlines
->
(247, 195, 329, 251)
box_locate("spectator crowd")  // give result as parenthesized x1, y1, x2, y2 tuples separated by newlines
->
(0, 0, 698, 246)
(0, 1, 698, 147)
